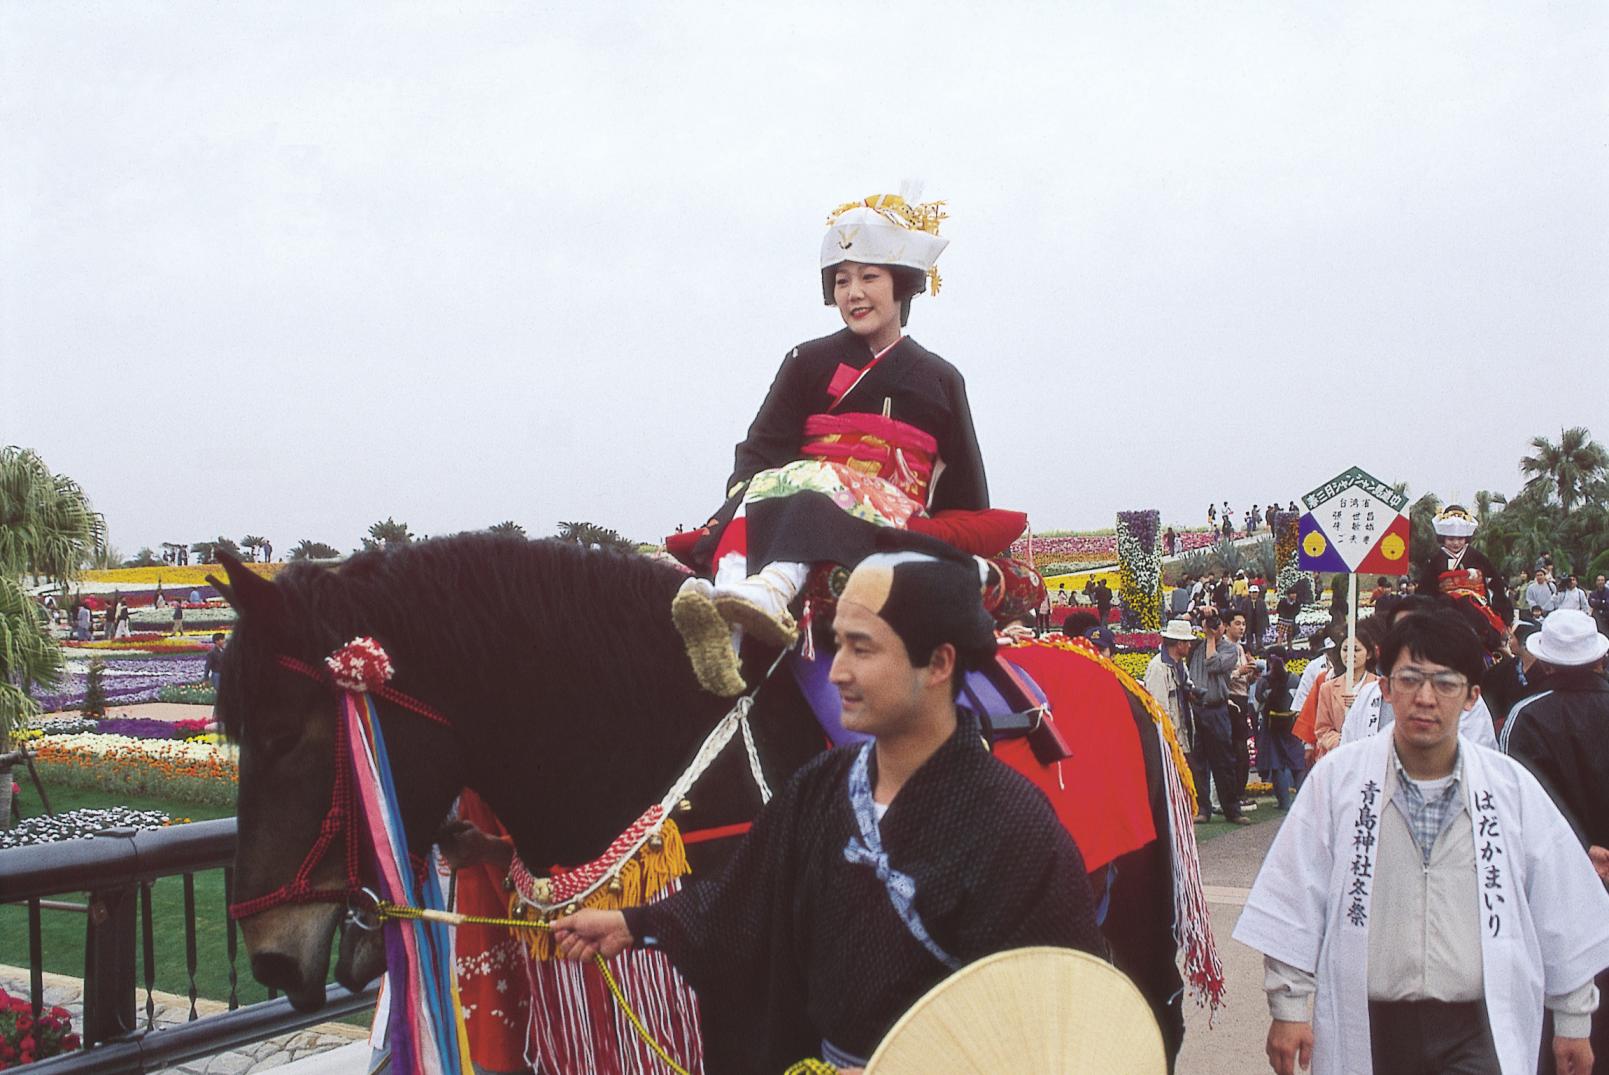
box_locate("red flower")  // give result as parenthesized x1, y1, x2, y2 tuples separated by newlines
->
(324, 637, 395, 692)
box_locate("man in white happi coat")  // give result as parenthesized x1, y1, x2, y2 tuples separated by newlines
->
(1236, 611, 1609, 1075)
(1339, 671, 1498, 749)
(1340, 596, 1498, 750)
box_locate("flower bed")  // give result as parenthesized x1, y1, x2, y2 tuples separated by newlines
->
(64, 636, 212, 653)
(130, 606, 235, 629)
(1112, 653, 1153, 680)
(31, 656, 205, 712)
(29, 717, 101, 735)
(1011, 528, 1220, 574)
(30, 736, 237, 807)
(0, 807, 175, 850)
(159, 683, 216, 705)
(81, 564, 282, 586)
(93, 717, 212, 740)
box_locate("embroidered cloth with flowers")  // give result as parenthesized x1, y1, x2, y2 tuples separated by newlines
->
(553, 548, 1105, 1074)
(668, 187, 1028, 698)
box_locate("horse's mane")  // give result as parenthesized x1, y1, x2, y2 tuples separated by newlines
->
(220, 533, 699, 739)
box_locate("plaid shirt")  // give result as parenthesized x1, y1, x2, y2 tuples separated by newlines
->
(1390, 746, 1465, 866)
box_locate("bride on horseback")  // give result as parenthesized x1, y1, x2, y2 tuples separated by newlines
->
(672, 186, 991, 696)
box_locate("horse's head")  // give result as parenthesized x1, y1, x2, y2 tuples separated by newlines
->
(213, 552, 464, 1010)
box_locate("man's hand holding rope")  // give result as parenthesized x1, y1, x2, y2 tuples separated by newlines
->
(551, 908, 635, 961)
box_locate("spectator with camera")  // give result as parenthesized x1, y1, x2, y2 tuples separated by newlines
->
(1186, 611, 1251, 825)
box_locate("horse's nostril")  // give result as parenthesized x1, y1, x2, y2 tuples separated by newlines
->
(250, 952, 301, 992)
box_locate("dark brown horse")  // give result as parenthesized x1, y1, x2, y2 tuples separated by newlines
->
(214, 535, 824, 1009)
(217, 534, 1189, 1068)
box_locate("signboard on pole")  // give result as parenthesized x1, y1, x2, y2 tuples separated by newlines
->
(1297, 466, 1411, 576)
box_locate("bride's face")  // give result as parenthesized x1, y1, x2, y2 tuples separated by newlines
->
(832, 263, 900, 345)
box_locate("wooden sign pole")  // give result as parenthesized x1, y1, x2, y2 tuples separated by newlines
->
(1345, 573, 1359, 692)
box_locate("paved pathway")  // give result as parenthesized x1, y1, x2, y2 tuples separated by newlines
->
(1177, 813, 1286, 1074)
(0, 965, 367, 1074)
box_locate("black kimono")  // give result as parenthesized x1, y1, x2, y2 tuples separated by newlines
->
(624, 711, 1103, 1073)
(1415, 545, 1514, 624)
(700, 328, 989, 572)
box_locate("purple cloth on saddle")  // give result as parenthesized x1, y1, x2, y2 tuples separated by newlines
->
(786, 649, 1040, 747)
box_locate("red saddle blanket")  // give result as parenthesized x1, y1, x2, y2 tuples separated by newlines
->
(994, 642, 1157, 871)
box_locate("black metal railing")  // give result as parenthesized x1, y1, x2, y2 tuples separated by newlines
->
(0, 819, 376, 1073)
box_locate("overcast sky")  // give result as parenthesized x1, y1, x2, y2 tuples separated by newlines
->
(3, 3, 1605, 556)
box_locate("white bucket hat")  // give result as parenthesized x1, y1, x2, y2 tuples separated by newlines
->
(820, 187, 949, 304)
(1526, 609, 1609, 667)
(1160, 618, 1197, 642)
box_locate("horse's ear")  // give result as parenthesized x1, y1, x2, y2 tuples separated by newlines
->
(205, 574, 236, 607)
(216, 551, 286, 623)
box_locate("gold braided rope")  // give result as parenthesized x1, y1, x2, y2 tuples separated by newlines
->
(374, 902, 840, 1075)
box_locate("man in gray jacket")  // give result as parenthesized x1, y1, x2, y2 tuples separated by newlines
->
(1187, 612, 1250, 825)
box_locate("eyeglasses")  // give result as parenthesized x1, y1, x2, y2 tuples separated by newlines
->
(1388, 670, 1469, 698)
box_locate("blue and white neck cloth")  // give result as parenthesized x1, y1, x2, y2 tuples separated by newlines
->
(843, 742, 961, 971)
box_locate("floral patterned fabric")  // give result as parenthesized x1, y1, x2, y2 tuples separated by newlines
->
(743, 458, 924, 530)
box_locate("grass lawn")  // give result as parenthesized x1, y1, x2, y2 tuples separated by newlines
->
(0, 785, 280, 1008)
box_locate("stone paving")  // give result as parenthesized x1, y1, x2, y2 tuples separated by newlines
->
(0, 965, 368, 1073)
(1176, 814, 1287, 1074)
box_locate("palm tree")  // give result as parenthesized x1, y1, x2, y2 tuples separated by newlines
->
(488, 521, 527, 538)
(289, 539, 341, 561)
(192, 537, 241, 564)
(1473, 490, 1505, 524)
(366, 517, 414, 550)
(555, 520, 635, 552)
(240, 535, 268, 563)
(84, 543, 125, 570)
(0, 446, 100, 823)
(1407, 492, 1443, 562)
(1520, 427, 1609, 512)
(0, 445, 104, 584)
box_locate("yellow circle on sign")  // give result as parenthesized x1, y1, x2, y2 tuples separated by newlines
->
(1303, 532, 1328, 557)
(1380, 533, 1406, 561)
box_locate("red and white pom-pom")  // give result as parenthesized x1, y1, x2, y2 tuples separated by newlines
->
(325, 637, 395, 693)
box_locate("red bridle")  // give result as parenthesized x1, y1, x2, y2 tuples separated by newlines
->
(227, 655, 453, 920)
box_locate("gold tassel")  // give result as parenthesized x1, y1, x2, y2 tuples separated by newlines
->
(638, 819, 690, 902)
(513, 819, 694, 962)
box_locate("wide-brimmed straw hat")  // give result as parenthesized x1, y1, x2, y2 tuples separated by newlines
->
(865, 947, 1165, 1074)
(1526, 610, 1609, 667)
(1160, 619, 1196, 642)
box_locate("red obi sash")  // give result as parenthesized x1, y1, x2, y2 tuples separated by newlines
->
(1438, 567, 1488, 601)
(800, 412, 937, 502)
